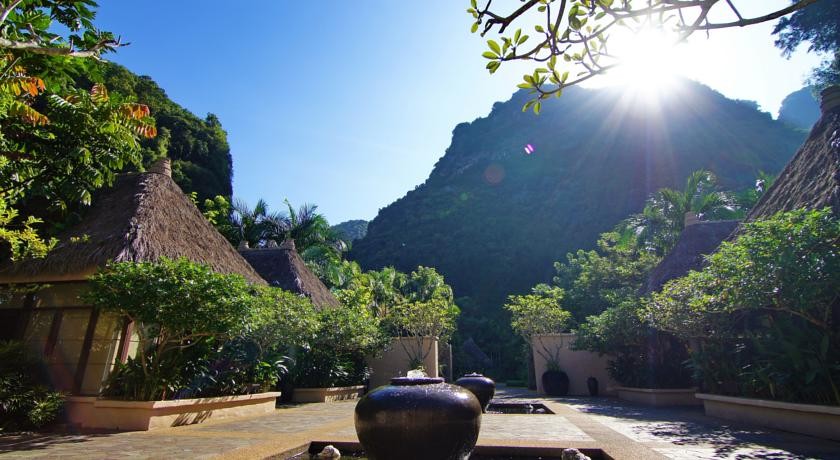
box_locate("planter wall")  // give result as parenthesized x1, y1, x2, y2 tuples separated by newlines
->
(615, 387, 701, 406)
(697, 393, 840, 441)
(531, 334, 616, 396)
(291, 385, 365, 403)
(367, 337, 439, 389)
(65, 391, 281, 431)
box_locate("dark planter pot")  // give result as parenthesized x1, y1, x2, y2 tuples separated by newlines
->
(455, 373, 496, 412)
(587, 377, 599, 397)
(354, 377, 482, 460)
(542, 370, 569, 396)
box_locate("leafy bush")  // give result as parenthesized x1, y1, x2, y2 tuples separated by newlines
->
(88, 258, 258, 400)
(649, 209, 840, 404)
(0, 341, 64, 431)
(291, 302, 386, 388)
(574, 301, 692, 388)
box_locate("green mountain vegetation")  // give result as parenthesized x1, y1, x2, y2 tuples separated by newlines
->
(332, 220, 369, 243)
(80, 63, 234, 202)
(778, 87, 820, 130)
(351, 79, 807, 377)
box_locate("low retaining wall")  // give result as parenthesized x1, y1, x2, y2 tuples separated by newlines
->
(697, 393, 840, 441)
(615, 387, 700, 406)
(291, 385, 366, 403)
(65, 392, 281, 431)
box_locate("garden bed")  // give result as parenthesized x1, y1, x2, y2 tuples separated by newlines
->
(65, 391, 281, 431)
(614, 386, 700, 406)
(291, 385, 366, 403)
(696, 393, 840, 441)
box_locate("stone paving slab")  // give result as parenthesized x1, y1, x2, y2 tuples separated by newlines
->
(1, 388, 839, 459)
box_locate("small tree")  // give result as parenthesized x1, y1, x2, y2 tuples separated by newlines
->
(390, 298, 460, 369)
(504, 284, 572, 369)
(86, 257, 255, 400)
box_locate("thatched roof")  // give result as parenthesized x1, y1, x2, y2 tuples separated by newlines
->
(645, 220, 739, 294)
(746, 99, 839, 220)
(0, 163, 266, 285)
(238, 241, 340, 309)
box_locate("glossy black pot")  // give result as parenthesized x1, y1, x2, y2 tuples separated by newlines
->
(354, 377, 482, 460)
(587, 377, 599, 396)
(542, 370, 569, 396)
(455, 373, 495, 412)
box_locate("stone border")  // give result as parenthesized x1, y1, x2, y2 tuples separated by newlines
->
(65, 391, 281, 431)
(697, 393, 840, 441)
(615, 386, 701, 406)
(291, 385, 366, 403)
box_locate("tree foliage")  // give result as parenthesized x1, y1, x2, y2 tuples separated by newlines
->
(468, 0, 819, 110)
(649, 208, 840, 404)
(773, 0, 840, 89)
(504, 284, 571, 367)
(86, 257, 255, 400)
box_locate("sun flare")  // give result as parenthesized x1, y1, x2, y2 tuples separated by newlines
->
(606, 28, 681, 98)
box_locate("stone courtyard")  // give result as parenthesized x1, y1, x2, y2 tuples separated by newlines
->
(1, 386, 839, 459)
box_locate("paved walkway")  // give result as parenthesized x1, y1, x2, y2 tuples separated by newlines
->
(0, 386, 839, 459)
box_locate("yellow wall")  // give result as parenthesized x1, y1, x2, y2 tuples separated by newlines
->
(367, 336, 439, 389)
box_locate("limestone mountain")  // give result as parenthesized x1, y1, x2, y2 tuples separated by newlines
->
(351, 80, 807, 360)
(332, 220, 369, 243)
(778, 87, 820, 130)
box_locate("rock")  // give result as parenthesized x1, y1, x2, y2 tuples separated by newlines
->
(316, 445, 341, 459)
(561, 448, 591, 460)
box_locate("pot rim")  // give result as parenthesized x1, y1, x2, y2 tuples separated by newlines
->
(390, 377, 445, 386)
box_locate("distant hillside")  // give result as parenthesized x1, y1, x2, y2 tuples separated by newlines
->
(778, 87, 820, 130)
(333, 220, 368, 242)
(80, 63, 234, 202)
(351, 80, 807, 376)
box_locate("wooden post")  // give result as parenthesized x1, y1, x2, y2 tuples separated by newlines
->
(73, 308, 100, 395)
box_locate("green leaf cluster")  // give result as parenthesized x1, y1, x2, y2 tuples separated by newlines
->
(649, 208, 840, 404)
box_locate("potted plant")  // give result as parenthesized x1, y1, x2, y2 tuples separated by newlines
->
(504, 284, 573, 397)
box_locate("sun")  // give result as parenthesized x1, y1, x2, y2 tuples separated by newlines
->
(606, 27, 681, 97)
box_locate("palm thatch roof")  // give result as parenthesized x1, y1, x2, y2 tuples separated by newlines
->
(644, 220, 739, 294)
(0, 161, 266, 285)
(746, 98, 839, 220)
(238, 241, 340, 309)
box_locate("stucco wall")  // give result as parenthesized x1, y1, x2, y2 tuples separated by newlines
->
(367, 337, 439, 389)
(532, 333, 616, 396)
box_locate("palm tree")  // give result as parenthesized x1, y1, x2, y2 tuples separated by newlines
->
(628, 170, 737, 254)
(229, 198, 284, 248)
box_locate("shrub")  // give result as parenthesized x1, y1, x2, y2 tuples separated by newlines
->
(291, 302, 387, 388)
(574, 301, 693, 388)
(0, 341, 64, 431)
(649, 208, 840, 404)
(87, 257, 256, 400)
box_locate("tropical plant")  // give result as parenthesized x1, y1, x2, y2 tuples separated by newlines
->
(0, 340, 64, 431)
(648, 208, 840, 404)
(624, 170, 737, 254)
(574, 300, 692, 388)
(554, 229, 660, 320)
(504, 284, 572, 369)
(228, 198, 283, 248)
(290, 301, 387, 388)
(467, 0, 819, 110)
(86, 257, 255, 400)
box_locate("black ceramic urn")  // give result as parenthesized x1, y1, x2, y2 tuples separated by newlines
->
(354, 377, 482, 460)
(455, 373, 496, 412)
(542, 370, 570, 396)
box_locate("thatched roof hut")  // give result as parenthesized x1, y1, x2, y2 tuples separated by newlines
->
(645, 219, 739, 294)
(0, 159, 266, 285)
(746, 86, 840, 220)
(239, 240, 340, 309)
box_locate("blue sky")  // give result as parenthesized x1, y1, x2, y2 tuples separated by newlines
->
(95, 1, 822, 223)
